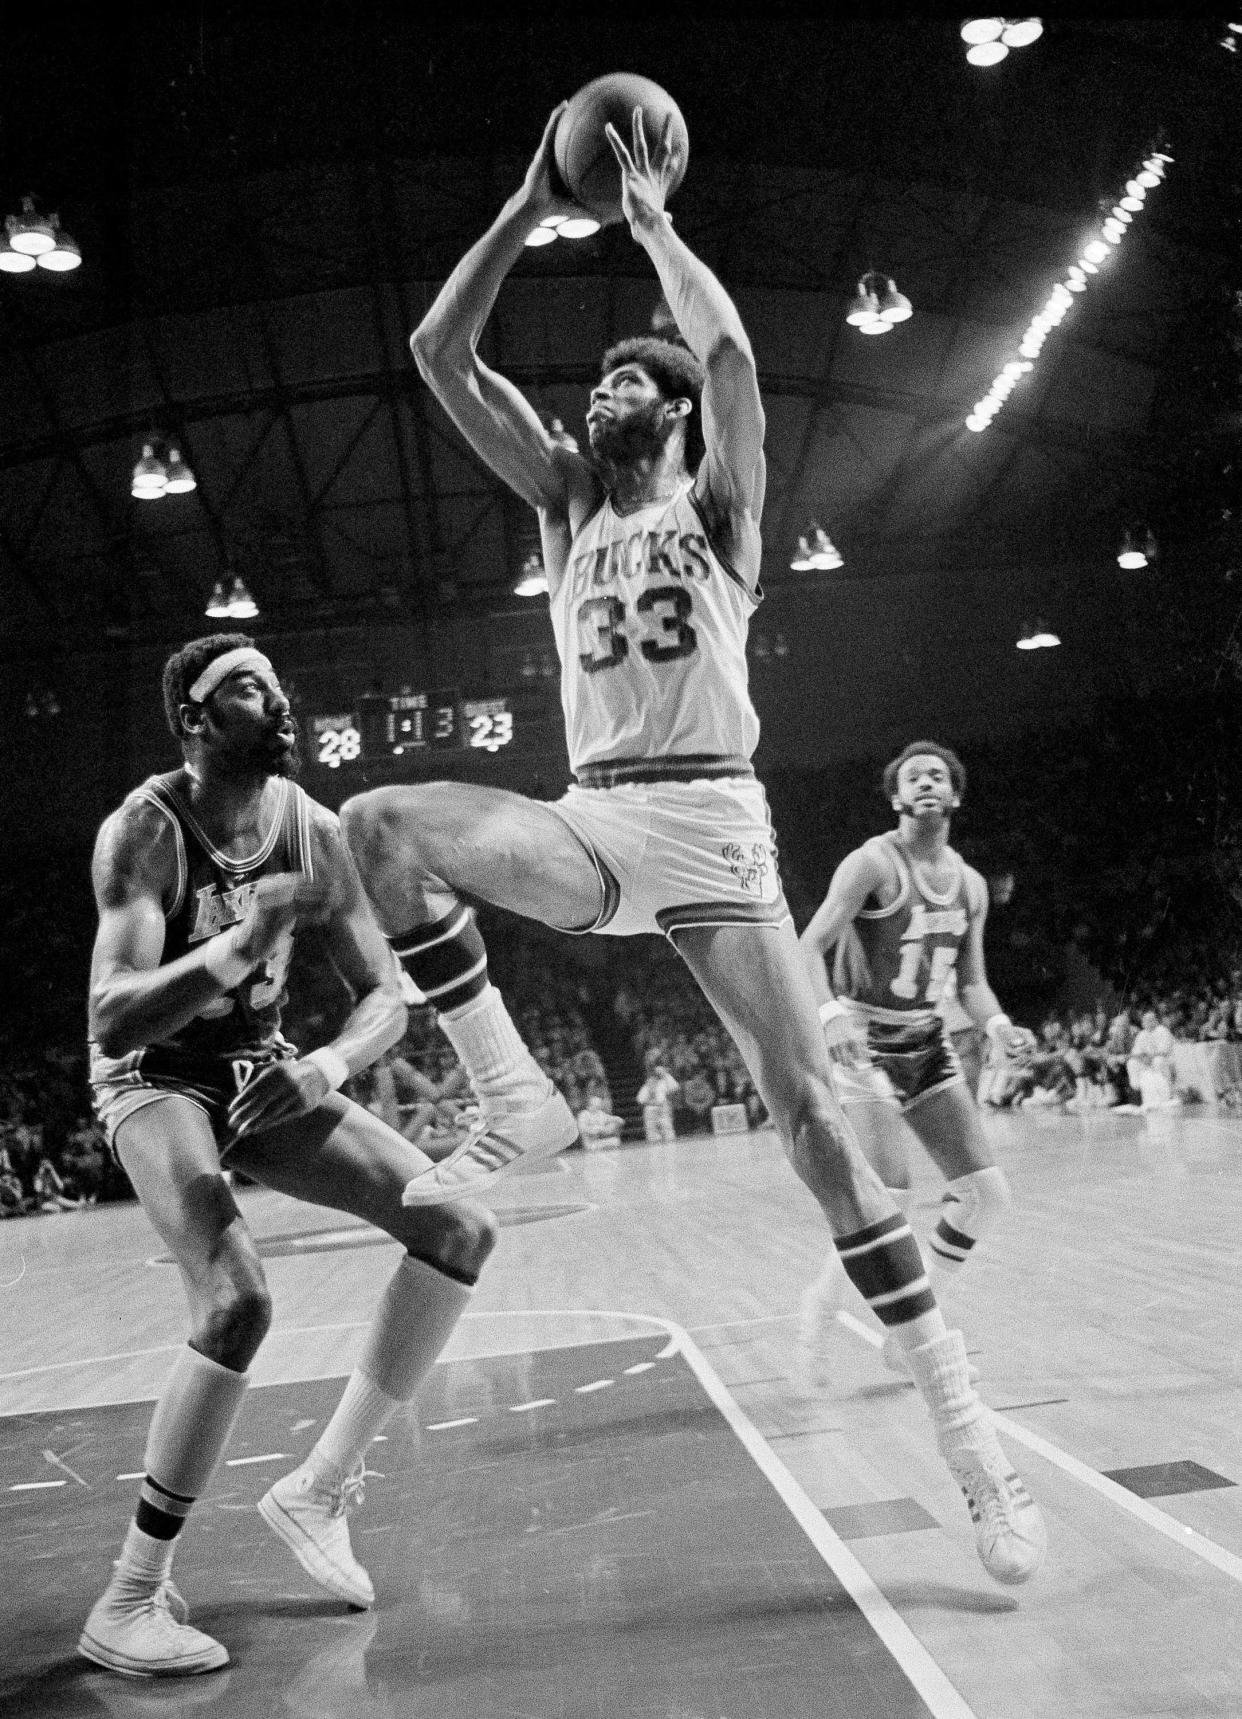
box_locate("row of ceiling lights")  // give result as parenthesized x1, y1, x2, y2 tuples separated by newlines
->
(966, 143, 1172, 433)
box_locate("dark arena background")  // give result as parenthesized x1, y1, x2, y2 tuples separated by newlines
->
(2, 9, 1241, 1717)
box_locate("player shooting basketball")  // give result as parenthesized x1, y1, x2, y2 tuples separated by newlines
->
(341, 94, 1045, 1586)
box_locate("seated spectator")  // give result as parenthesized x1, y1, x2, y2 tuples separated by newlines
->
(33, 1156, 87, 1213)
(577, 1094, 625, 1151)
(1022, 1020, 1075, 1106)
(1125, 1009, 1178, 1111)
(0, 1161, 27, 1217)
(678, 1067, 717, 1135)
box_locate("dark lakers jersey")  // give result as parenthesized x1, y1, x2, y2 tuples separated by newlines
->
(91, 771, 314, 1075)
(834, 833, 972, 1022)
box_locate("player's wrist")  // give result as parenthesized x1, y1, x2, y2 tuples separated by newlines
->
(984, 1012, 1014, 1044)
(203, 929, 253, 992)
(818, 999, 848, 1025)
(304, 1046, 351, 1092)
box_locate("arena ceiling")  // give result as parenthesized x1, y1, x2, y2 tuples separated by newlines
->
(0, 8, 1237, 660)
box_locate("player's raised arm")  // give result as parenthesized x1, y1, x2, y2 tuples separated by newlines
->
(606, 109, 766, 532)
(410, 105, 597, 518)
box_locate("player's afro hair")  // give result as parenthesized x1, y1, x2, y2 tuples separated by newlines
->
(599, 336, 706, 469)
(161, 632, 257, 739)
(882, 740, 967, 802)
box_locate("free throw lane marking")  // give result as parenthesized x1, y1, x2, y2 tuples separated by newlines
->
(474, 1308, 979, 1719)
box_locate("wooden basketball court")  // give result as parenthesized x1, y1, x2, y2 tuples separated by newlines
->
(3, 1104, 1240, 1716)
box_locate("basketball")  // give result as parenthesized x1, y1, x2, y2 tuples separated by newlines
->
(553, 73, 689, 225)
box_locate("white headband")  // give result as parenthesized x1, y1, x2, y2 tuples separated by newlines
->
(188, 647, 274, 704)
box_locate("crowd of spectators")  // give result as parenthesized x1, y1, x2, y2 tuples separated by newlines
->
(0, 1049, 129, 1215)
(6, 672, 1242, 1218)
(978, 981, 1242, 1113)
(611, 942, 769, 1135)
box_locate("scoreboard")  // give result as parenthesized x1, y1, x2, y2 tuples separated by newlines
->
(310, 688, 521, 770)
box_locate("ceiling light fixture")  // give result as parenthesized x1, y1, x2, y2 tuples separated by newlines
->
(132, 437, 196, 500)
(846, 271, 912, 334)
(514, 549, 550, 597)
(204, 575, 259, 620)
(966, 139, 1171, 432)
(523, 211, 601, 248)
(790, 526, 843, 572)
(961, 17, 1042, 64)
(1117, 527, 1157, 570)
(1016, 618, 1060, 650)
(3, 197, 82, 272)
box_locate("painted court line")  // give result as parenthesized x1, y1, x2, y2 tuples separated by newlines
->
(837, 1310, 1242, 1588)
(478, 1307, 979, 1719)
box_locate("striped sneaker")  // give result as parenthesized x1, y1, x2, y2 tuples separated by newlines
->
(945, 1437, 1046, 1585)
(78, 1581, 228, 1677)
(401, 1087, 578, 1204)
(258, 1461, 374, 1609)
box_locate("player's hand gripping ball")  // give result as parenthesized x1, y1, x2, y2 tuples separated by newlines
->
(553, 73, 688, 224)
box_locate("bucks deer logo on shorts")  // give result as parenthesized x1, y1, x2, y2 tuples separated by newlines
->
(722, 840, 772, 897)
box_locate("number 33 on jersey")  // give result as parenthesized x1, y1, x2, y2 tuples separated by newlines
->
(549, 480, 762, 779)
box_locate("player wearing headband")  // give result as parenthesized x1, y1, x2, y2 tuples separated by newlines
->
(79, 633, 496, 1678)
(341, 111, 1044, 1586)
(798, 742, 1036, 1382)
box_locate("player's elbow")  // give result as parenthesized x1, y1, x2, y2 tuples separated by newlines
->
(90, 989, 134, 1060)
(409, 317, 467, 382)
(409, 320, 440, 378)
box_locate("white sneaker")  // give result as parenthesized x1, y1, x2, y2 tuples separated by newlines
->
(401, 1087, 578, 1204)
(881, 1335, 980, 1384)
(797, 1282, 842, 1387)
(78, 1581, 228, 1677)
(258, 1462, 374, 1609)
(944, 1436, 1046, 1585)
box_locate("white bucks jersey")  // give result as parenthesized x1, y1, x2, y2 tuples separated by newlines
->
(550, 480, 761, 781)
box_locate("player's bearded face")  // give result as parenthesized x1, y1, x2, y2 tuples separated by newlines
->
(896, 758, 956, 816)
(588, 396, 673, 465)
(208, 681, 302, 778)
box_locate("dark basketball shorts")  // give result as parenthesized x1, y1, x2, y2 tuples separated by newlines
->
(90, 1040, 299, 1158)
(831, 1010, 965, 1113)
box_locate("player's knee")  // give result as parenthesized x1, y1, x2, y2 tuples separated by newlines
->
(403, 1202, 499, 1282)
(196, 1277, 273, 1367)
(340, 789, 401, 877)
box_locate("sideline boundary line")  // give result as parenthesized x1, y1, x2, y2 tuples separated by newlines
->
(837, 1309, 1242, 1587)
